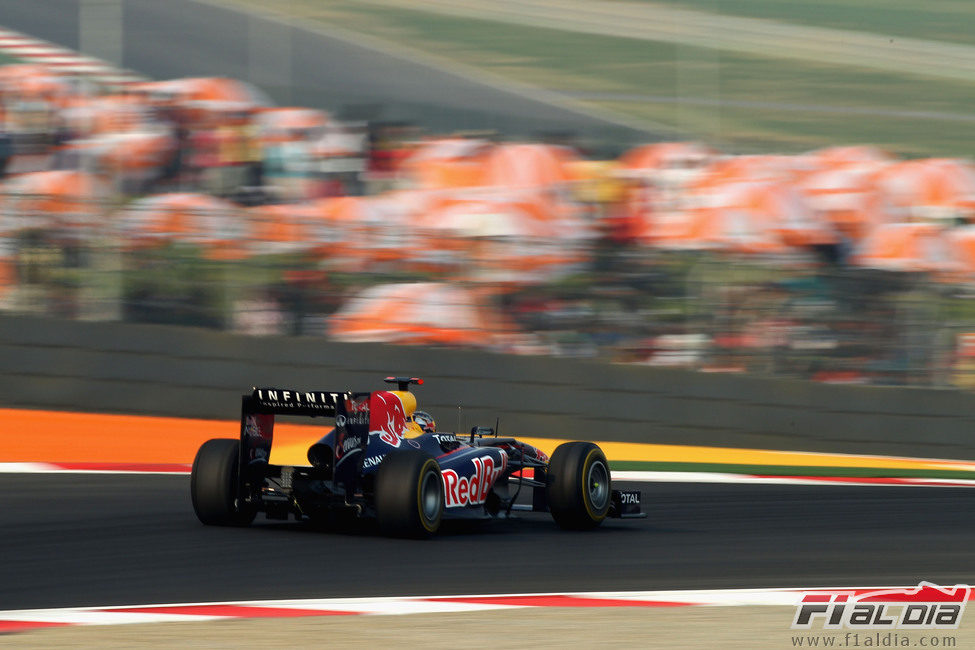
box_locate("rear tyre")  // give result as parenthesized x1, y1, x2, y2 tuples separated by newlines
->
(374, 450, 443, 538)
(191, 438, 257, 526)
(546, 441, 611, 530)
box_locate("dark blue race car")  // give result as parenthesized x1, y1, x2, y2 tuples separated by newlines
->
(191, 377, 643, 537)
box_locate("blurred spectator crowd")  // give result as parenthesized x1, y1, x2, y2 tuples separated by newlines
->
(3, 63, 975, 388)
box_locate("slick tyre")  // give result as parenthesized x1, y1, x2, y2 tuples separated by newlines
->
(546, 441, 611, 530)
(374, 450, 443, 538)
(191, 438, 256, 526)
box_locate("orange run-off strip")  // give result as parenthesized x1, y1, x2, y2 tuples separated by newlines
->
(5, 407, 975, 471)
(2, 408, 330, 465)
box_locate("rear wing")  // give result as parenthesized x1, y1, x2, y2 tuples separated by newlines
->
(240, 387, 371, 500)
(249, 388, 346, 417)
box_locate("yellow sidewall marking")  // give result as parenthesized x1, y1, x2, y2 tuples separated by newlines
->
(581, 448, 607, 521)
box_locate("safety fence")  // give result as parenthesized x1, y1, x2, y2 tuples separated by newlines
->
(2, 313, 975, 460)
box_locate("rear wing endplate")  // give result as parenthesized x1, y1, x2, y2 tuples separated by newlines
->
(239, 387, 371, 501)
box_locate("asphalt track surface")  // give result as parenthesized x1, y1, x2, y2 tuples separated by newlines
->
(0, 0, 648, 143)
(2, 474, 974, 610)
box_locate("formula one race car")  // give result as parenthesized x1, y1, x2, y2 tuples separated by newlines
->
(191, 377, 643, 537)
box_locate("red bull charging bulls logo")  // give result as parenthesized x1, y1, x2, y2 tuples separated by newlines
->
(369, 391, 406, 448)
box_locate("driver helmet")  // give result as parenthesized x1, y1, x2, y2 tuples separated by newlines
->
(412, 410, 436, 433)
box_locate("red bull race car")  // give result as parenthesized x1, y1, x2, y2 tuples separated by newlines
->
(191, 377, 643, 537)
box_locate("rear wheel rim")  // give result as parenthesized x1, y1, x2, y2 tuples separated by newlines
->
(586, 460, 609, 512)
(420, 470, 442, 523)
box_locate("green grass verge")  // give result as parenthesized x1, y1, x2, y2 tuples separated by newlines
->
(231, 0, 975, 156)
(590, 100, 975, 157)
(610, 460, 975, 480)
(644, 0, 975, 47)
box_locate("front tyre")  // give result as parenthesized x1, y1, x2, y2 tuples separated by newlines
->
(191, 438, 256, 526)
(374, 450, 443, 538)
(546, 441, 611, 530)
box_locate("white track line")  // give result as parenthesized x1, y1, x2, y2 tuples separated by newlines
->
(613, 471, 975, 487)
(3, 464, 975, 486)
